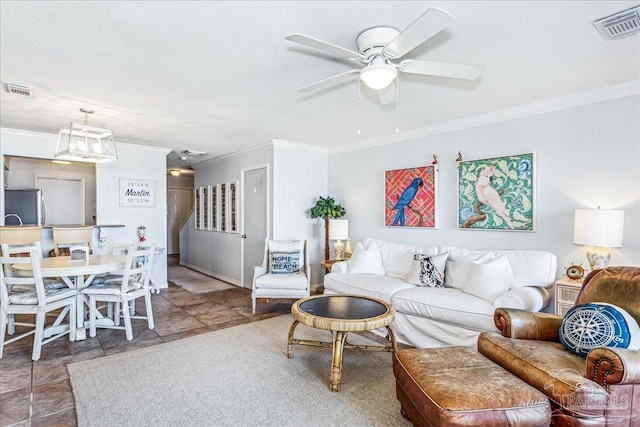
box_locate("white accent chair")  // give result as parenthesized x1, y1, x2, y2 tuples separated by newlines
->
(0, 246, 77, 361)
(82, 245, 156, 341)
(252, 239, 310, 314)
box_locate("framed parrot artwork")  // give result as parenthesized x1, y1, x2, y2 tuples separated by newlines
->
(385, 165, 437, 228)
(457, 152, 535, 231)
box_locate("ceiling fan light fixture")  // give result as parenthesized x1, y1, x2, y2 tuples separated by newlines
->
(360, 60, 397, 90)
(169, 169, 181, 176)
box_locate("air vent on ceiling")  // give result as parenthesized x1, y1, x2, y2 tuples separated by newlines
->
(180, 150, 207, 156)
(1, 81, 35, 97)
(593, 6, 640, 41)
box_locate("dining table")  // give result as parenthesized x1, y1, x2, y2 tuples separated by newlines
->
(13, 254, 128, 340)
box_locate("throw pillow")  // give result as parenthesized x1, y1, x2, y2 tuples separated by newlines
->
(270, 251, 301, 274)
(407, 253, 448, 288)
(559, 303, 640, 357)
(461, 255, 513, 302)
(346, 241, 385, 275)
(268, 240, 304, 271)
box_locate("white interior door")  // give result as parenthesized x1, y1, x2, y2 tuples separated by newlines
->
(36, 176, 85, 225)
(241, 165, 269, 288)
(167, 188, 193, 255)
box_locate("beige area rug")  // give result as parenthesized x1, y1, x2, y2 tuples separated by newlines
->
(169, 264, 237, 293)
(68, 315, 404, 427)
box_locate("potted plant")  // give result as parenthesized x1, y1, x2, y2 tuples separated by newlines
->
(310, 196, 346, 261)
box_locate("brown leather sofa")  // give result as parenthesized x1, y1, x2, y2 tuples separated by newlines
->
(478, 267, 640, 427)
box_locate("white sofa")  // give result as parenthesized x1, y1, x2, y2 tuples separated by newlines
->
(323, 238, 557, 348)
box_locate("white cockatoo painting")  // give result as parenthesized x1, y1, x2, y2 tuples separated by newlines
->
(475, 165, 513, 229)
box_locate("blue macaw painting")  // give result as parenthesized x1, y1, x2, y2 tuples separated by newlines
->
(385, 166, 437, 228)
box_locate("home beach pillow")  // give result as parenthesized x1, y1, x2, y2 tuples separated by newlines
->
(559, 302, 640, 357)
(268, 240, 304, 274)
(407, 253, 448, 288)
(346, 241, 385, 275)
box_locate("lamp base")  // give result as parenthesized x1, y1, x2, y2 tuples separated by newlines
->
(586, 247, 611, 271)
(333, 240, 345, 261)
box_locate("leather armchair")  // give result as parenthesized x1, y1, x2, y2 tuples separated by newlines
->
(478, 267, 640, 427)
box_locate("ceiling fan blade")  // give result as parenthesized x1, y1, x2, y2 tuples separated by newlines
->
(383, 8, 455, 59)
(399, 59, 483, 80)
(296, 70, 360, 93)
(286, 34, 363, 60)
(378, 81, 397, 105)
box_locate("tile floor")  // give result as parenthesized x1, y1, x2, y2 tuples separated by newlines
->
(0, 256, 295, 426)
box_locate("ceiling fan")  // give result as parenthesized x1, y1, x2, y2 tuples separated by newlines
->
(286, 8, 483, 104)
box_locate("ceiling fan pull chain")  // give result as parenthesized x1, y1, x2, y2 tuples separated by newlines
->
(357, 78, 362, 135)
(395, 77, 400, 134)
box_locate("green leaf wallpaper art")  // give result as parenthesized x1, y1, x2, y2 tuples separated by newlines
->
(457, 153, 535, 231)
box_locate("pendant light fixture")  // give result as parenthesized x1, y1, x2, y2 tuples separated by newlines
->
(55, 108, 117, 163)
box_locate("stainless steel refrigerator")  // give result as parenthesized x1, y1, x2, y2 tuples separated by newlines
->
(4, 189, 47, 226)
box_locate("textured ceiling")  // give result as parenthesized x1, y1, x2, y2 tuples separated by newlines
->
(1, 1, 638, 169)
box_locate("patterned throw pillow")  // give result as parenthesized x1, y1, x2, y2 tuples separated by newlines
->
(407, 253, 448, 288)
(270, 251, 301, 275)
(559, 303, 640, 357)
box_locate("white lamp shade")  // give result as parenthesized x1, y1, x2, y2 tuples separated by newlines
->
(329, 219, 349, 240)
(360, 58, 397, 90)
(573, 209, 624, 248)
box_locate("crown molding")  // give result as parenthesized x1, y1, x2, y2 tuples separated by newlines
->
(272, 139, 327, 154)
(0, 126, 171, 154)
(193, 141, 273, 168)
(329, 80, 640, 154)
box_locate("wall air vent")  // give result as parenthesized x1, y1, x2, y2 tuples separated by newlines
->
(593, 6, 640, 41)
(1, 81, 35, 97)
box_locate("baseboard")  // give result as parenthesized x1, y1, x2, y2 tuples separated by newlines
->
(178, 262, 242, 287)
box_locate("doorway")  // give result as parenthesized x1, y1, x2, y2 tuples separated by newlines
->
(167, 188, 193, 255)
(36, 176, 85, 225)
(241, 165, 269, 288)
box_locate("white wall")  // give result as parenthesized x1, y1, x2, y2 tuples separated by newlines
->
(327, 96, 640, 276)
(0, 127, 171, 287)
(185, 143, 273, 285)
(273, 140, 328, 284)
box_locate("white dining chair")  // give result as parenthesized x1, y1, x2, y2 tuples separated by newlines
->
(52, 226, 94, 257)
(82, 244, 156, 341)
(90, 239, 140, 318)
(0, 246, 77, 361)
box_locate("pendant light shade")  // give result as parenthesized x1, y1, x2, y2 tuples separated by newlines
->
(55, 109, 117, 163)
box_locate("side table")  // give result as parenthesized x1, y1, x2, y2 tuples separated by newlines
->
(321, 259, 337, 274)
(555, 276, 583, 316)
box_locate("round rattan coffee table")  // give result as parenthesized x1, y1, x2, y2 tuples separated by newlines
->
(287, 294, 397, 392)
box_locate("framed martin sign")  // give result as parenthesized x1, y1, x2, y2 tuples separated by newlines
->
(119, 178, 156, 207)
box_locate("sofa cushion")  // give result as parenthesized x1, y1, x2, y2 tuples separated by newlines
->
(254, 272, 308, 290)
(559, 303, 640, 357)
(407, 253, 448, 288)
(323, 273, 413, 303)
(346, 241, 385, 275)
(392, 287, 496, 331)
(478, 332, 608, 417)
(462, 255, 513, 302)
(363, 238, 438, 280)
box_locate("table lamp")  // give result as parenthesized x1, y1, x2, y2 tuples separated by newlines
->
(573, 208, 624, 271)
(329, 219, 349, 260)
